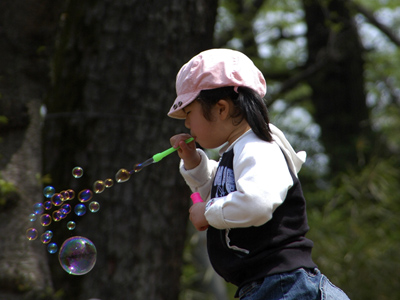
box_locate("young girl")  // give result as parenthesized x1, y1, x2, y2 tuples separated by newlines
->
(168, 49, 350, 300)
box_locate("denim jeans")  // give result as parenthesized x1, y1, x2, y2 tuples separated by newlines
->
(238, 268, 350, 300)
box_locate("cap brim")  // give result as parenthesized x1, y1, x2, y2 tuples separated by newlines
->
(167, 91, 200, 119)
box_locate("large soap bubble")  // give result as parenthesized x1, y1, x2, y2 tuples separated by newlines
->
(58, 236, 97, 275)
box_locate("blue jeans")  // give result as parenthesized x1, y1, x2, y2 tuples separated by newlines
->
(238, 268, 350, 300)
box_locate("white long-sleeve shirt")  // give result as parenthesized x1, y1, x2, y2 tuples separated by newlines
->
(179, 124, 306, 230)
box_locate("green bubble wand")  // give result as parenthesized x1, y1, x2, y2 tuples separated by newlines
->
(115, 137, 194, 182)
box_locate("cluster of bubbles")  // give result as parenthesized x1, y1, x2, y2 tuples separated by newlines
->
(26, 158, 150, 276)
(25, 142, 184, 276)
(26, 166, 114, 275)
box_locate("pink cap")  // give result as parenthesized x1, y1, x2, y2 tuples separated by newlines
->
(168, 48, 267, 119)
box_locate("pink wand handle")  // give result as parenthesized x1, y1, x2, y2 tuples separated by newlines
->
(190, 192, 203, 204)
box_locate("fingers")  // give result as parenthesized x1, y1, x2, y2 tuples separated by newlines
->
(170, 133, 192, 148)
(189, 202, 209, 231)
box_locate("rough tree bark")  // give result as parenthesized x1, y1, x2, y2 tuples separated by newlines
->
(0, 0, 61, 299)
(43, 1, 217, 299)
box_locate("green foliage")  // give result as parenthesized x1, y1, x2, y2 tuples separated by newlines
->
(307, 156, 400, 300)
(186, 1, 400, 299)
(355, 0, 400, 10)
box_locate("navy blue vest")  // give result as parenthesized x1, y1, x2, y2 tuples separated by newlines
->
(206, 148, 317, 288)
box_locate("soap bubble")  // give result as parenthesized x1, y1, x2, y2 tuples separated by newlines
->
(29, 213, 37, 222)
(134, 163, 143, 173)
(48, 242, 58, 254)
(33, 203, 44, 215)
(61, 203, 72, 214)
(44, 230, 53, 239)
(60, 190, 71, 201)
(115, 169, 131, 183)
(93, 180, 105, 194)
(58, 236, 97, 275)
(67, 221, 76, 230)
(43, 186, 56, 198)
(104, 178, 113, 188)
(41, 232, 52, 244)
(44, 201, 52, 210)
(51, 193, 64, 206)
(74, 204, 86, 216)
(26, 228, 38, 240)
(52, 210, 63, 222)
(40, 214, 52, 226)
(89, 201, 100, 213)
(67, 189, 76, 200)
(58, 209, 67, 219)
(72, 167, 83, 178)
(78, 189, 93, 203)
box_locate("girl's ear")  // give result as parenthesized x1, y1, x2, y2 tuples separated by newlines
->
(216, 99, 230, 120)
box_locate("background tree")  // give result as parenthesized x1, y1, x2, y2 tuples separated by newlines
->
(1, 0, 217, 299)
(43, 1, 217, 300)
(213, 0, 400, 299)
(0, 0, 61, 298)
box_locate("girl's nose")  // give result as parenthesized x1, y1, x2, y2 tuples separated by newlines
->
(184, 118, 190, 129)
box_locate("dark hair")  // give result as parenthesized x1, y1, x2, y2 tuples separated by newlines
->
(196, 86, 272, 142)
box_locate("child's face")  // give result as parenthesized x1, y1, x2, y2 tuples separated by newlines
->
(183, 100, 226, 149)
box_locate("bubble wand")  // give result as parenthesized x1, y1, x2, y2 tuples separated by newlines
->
(115, 137, 194, 182)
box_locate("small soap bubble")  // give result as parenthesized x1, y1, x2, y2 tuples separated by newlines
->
(67, 221, 76, 230)
(44, 230, 53, 239)
(43, 186, 56, 198)
(78, 189, 93, 202)
(47, 242, 58, 254)
(26, 228, 38, 241)
(33, 203, 44, 215)
(41, 232, 52, 244)
(93, 180, 105, 194)
(89, 201, 100, 213)
(29, 213, 37, 222)
(52, 210, 63, 222)
(74, 204, 86, 216)
(61, 203, 72, 214)
(115, 169, 131, 183)
(51, 193, 64, 206)
(58, 209, 67, 219)
(44, 201, 52, 210)
(58, 236, 97, 275)
(72, 166, 84, 178)
(60, 190, 70, 201)
(40, 214, 52, 226)
(104, 178, 113, 188)
(134, 163, 143, 173)
(67, 189, 76, 200)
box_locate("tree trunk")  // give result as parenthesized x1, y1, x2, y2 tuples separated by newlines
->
(43, 1, 217, 299)
(302, 0, 374, 175)
(0, 0, 61, 298)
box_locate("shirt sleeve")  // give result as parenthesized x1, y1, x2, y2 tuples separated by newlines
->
(179, 148, 219, 201)
(204, 140, 294, 229)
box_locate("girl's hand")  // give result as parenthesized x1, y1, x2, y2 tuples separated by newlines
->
(170, 133, 201, 170)
(189, 202, 209, 231)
